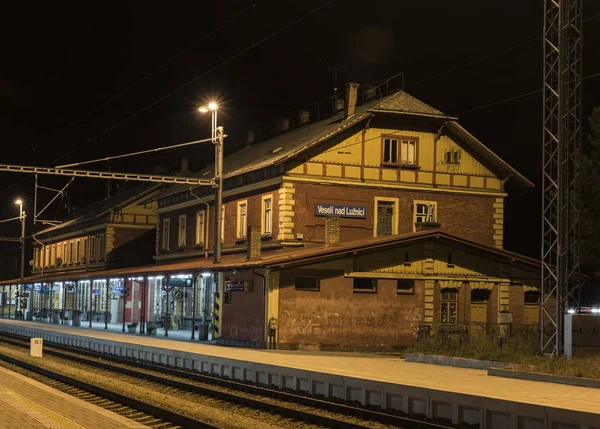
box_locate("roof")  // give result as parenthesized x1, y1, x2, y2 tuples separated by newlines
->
(0, 230, 540, 285)
(35, 183, 159, 236)
(147, 90, 532, 204)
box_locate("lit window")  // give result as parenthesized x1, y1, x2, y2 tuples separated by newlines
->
(237, 201, 248, 238)
(401, 139, 416, 165)
(262, 195, 273, 235)
(441, 289, 458, 325)
(196, 211, 206, 245)
(178, 214, 187, 247)
(162, 218, 171, 250)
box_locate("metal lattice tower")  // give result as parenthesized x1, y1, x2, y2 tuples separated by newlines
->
(541, 0, 583, 356)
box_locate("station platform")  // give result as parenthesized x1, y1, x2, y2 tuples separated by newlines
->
(0, 365, 146, 429)
(0, 318, 598, 429)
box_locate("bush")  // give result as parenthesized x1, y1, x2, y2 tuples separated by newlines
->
(409, 326, 540, 363)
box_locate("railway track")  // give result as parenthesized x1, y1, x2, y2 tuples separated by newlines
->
(0, 351, 218, 429)
(0, 332, 455, 429)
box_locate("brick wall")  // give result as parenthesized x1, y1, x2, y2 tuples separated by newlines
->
(277, 269, 424, 351)
(293, 183, 496, 247)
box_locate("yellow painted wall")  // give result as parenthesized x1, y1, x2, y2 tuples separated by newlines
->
(287, 127, 502, 191)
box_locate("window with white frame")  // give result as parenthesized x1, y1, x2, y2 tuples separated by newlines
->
(413, 200, 437, 230)
(261, 195, 273, 235)
(196, 210, 206, 245)
(382, 137, 417, 166)
(82, 237, 88, 262)
(34, 248, 40, 269)
(76, 240, 81, 263)
(178, 214, 187, 247)
(162, 218, 171, 250)
(50, 245, 55, 266)
(237, 201, 248, 239)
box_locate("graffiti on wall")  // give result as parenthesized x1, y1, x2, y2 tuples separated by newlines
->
(285, 303, 421, 340)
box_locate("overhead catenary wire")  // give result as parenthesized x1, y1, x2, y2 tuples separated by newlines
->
(50, 0, 337, 166)
(0, 3, 255, 197)
(56, 136, 218, 168)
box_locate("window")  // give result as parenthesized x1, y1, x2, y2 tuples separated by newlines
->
(374, 198, 398, 237)
(524, 291, 541, 305)
(397, 279, 415, 294)
(34, 248, 40, 269)
(382, 137, 417, 166)
(237, 201, 248, 239)
(445, 150, 461, 164)
(83, 237, 88, 262)
(414, 201, 437, 228)
(178, 214, 187, 247)
(295, 277, 320, 291)
(471, 289, 491, 303)
(196, 211, 206, 245)
(261, 195, 273, 235)
(76, 240, 81, 263)
(353, 278, 377, 293)
(45, 247, 50, 267)
(62, 243, 67, 263)
(162, 218, 171, 250)
(98, 235, 105, 260)
(383, 138, 399, 164)
(90, 236, 96, 261)
(441, 289, 458, 325)
(51, 245, 55, 266)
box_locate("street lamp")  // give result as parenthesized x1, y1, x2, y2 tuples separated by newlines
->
(198, 102, 223, 264)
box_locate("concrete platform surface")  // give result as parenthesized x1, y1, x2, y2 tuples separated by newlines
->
(0, 365, 148, 429)
(2, 319, 599, 429)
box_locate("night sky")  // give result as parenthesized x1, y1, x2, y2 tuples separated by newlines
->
(1, 1, 599, 283)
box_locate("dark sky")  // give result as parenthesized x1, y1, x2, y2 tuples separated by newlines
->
(1, 1, 599, 276)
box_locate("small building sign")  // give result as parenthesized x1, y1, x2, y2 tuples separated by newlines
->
(315, 204, 366, 219)
(30, 338, 43, 358)
(225, 281, 245, 292)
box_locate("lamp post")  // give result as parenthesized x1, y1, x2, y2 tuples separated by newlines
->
(15, 199, 25, 281)
(198, 102, 223, 264)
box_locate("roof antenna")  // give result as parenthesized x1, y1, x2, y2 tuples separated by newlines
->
(327, 63, 338, 107)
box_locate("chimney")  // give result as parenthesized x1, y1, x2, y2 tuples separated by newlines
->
(180, 157, 189, 172)
(247, 130, 255, 146)
(324, 216, 340, 247)
(299, 110, 310, 125)
(246, 225, 262, 260)
(344, 82, 359, 119)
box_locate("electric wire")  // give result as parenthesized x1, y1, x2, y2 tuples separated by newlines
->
(52, 0, 336, 166)
(0, 3, 255, 197)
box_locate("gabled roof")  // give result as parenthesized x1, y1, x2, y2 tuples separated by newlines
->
(1, 230, 540, 286)
(145, 89, 532, 204)
(35, 183, 159, 236)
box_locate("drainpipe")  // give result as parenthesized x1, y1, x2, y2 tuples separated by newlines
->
(189, 187, 211, 259)
(253, 268, 269, 348)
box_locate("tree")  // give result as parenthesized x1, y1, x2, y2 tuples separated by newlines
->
(580, 107, 600, 303)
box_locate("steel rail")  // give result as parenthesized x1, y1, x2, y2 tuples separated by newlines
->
(0, 332, 453, 429)
(0, 349, 220, 429)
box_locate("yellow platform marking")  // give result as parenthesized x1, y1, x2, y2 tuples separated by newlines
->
(0, 385, 86, 429)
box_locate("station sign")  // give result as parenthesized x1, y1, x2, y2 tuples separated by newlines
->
(162, 277, 193, 288)
(314, 203, 366, 219)
(92, 288, 102, 296)
(225, 281, 245, 292)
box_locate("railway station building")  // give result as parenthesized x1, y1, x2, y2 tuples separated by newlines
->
(0, 82, 542, 350)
